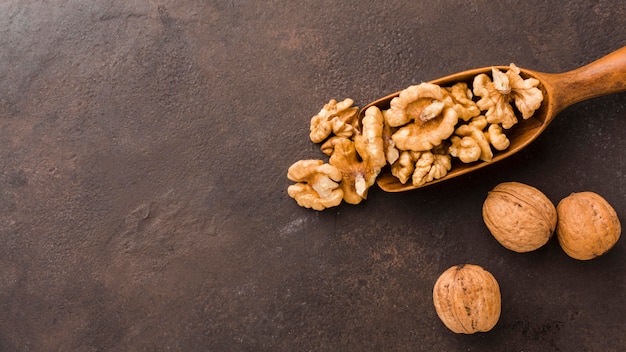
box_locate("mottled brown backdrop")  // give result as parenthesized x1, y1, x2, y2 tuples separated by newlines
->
(0, 1, 624, 351)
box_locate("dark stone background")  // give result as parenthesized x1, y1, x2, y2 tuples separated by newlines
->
(0, 1, 624, 351)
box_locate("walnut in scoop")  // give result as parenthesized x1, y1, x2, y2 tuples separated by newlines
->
(556, 192, 621, 260)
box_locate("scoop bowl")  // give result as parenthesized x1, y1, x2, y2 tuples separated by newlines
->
(360, 46, 626, 192)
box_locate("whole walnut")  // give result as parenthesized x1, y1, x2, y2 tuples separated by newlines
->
(556, 192, 622, 260)
(482, 182, 557, 252)
(433, 264, 501, 334)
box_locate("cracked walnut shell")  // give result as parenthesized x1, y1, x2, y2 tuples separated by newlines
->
(556, 192, 621, 260)
(482, 182, 557, 253)
(433, 264, 501, 334)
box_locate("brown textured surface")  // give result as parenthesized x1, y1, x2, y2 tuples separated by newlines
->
(0, 1, 625, 351)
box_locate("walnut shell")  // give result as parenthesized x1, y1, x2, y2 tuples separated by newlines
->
(433, 264, 501, 334)
(482, 182, 557, 252)
(556, 192, 621, 260)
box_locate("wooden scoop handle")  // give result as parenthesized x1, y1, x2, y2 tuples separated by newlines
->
(534, 46, 626, 114)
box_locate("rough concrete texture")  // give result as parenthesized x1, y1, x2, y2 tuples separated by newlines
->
(0, 0, 625, 351)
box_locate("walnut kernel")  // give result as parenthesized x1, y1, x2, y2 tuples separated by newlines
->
(287, 160, 343, 211)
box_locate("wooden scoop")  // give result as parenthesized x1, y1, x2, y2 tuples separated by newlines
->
(360, 46, 626, 192)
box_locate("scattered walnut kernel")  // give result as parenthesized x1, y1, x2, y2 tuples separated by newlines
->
(287, 160, 344, 211)
(319, 136, 344, 156)
(309, 98, 358, 143)
(329, 138, 381, 205)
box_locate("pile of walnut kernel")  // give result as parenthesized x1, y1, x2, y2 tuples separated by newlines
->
(287, 64, 544, 211)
